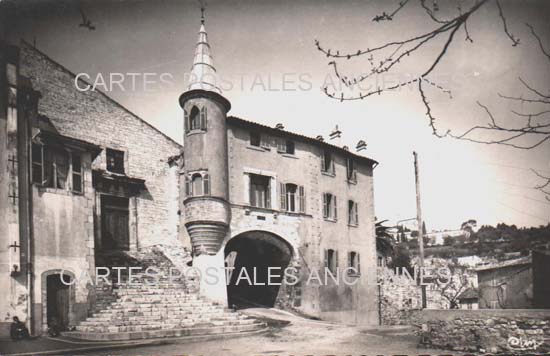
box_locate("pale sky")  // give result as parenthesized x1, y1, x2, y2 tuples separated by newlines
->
(8, 0, 550, 230)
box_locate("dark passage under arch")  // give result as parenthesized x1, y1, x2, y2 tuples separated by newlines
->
(225, 231, 292, 308)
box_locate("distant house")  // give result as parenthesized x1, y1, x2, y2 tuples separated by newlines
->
(476, 256, 532, 309)
(457, 288, 479, 310)
(456, 255, 483, 269)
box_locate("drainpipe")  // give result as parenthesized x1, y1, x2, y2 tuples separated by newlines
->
(25, 95, 35, 335)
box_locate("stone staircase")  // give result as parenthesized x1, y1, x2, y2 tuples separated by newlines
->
(63, 247, 266, 341)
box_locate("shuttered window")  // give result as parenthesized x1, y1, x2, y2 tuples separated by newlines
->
(324, 249, 338, 274)
(348, 251, 360, 275)
(346, 158, 357, 182)
(321, 150, 335, 175)
(323, 193, 337, 220)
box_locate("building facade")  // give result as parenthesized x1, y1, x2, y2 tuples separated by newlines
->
(0, 16, 381, 337)
(179, 21, 380, 325)
(0, 41, 182, 336)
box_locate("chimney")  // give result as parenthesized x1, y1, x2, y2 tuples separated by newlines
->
(275, 123, 285, 130)
(342, 145, 349, 151)
(329, 125, 342, 140)
(356, 140, 367, 152)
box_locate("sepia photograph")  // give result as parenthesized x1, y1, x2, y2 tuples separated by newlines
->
(0, 0, 549, 355)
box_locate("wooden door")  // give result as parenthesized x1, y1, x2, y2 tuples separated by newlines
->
(101, 196, 130, 251)
(47, 274, 70, 328)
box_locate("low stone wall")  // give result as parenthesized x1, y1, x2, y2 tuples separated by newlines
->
(411, 309, 550, 354)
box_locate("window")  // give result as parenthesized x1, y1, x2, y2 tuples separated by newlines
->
(192, 174, 203, 196)
(249, 174, 271, 208)
(321, 150, 335, 175)
(185, 172, 210, 196)
(250, 131, 261, 147)
(32, 143, 44, 185)
(185, 105, 207, 133)
(106, 148, 124, 174)
(44, 146, 69, 189)
(323, 193, 337, 220)
(190, 106, 200, 131)
(348, 200, 358, 226)
(346, 158, 357, 182)
(32, 144, 82, 192)
(324, 249, 338, 274)
(348, 251, 361, 275)
(280, 183, 305, 213)
(72, 153, 82, 192)
(277, 139, 295, 155)
(285, 140, 295, 154)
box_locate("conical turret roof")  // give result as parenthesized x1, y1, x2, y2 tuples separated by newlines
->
(188, 21, 221, 93)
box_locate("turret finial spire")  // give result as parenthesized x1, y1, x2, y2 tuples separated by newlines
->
(188, 0, 221, 93)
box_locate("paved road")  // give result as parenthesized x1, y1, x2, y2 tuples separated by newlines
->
(88, 309, 425, 356)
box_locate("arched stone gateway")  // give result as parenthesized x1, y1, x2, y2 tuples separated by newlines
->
(225, 231, 293, 308)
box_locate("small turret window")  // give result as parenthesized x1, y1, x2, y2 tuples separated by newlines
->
(192, 173, 203, 195)
(190, 106, 201, 130)
(186, 105, 208, 133)
(185, 171, 210, 197)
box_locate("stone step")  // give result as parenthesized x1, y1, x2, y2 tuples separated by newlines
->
(75, 248, 261, 341)
(76, 318, 261, 333)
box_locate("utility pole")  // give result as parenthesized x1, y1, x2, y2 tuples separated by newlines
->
(413, 151, 427, 309)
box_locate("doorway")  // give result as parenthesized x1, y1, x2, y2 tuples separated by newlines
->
(46, 274, 71, 329)
(100, 195, 130, 251)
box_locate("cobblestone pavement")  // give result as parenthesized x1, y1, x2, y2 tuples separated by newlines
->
(89, 309, 431, 356)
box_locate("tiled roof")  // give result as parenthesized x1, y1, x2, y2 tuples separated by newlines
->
(227, 116, 379, 167)
(475, 255, 532, 272)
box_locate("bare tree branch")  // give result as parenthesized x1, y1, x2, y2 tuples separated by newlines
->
(315, 1, 549, 196)
(495, 0, 520, 46)
(532, 169, 550, 201)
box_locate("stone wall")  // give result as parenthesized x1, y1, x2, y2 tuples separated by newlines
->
(18, 41, 183, 248)
(225, 121, 379, 325)
(412, 309, 550, 354)
(379, 270, 422, 325)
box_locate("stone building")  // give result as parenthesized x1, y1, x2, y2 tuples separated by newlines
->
(179, 20, 379, 325)
(476, 256, 532, 309)
(0, 16, 380, 337)
(0, 40, 182, 336)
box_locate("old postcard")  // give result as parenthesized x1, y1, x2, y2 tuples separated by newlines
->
(0, 0, 549, 355)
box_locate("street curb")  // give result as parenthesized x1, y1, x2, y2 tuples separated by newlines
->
(3, 327, 269, 356)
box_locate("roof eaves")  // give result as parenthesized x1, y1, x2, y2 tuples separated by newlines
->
(227, 116, 378, 167)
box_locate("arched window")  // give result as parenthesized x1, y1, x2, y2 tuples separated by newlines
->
(192, 173, 203, 196)
(190, 106, 201, 131)
(186, 172, 210, 197)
